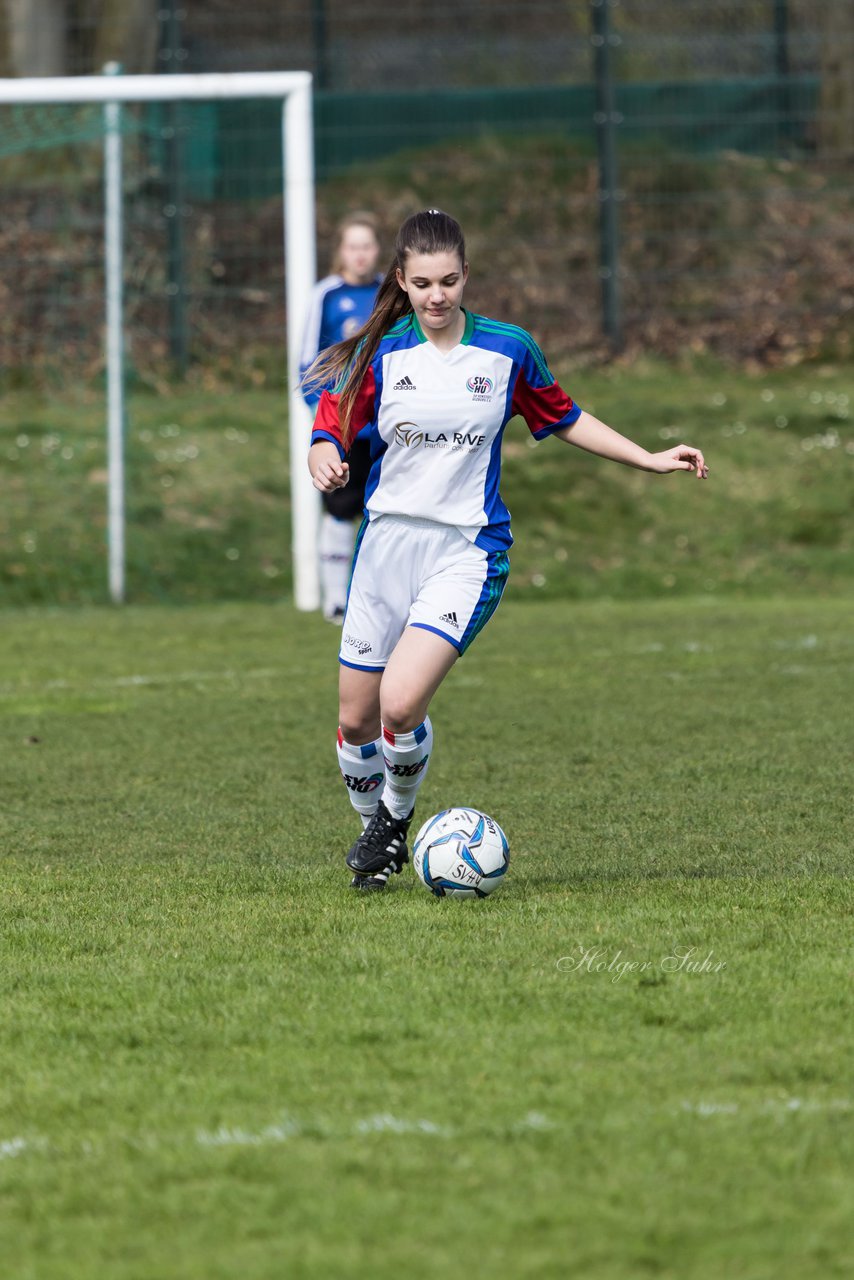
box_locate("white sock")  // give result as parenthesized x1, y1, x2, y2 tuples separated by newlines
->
(381, 718, 433, 820)
(337, 728, 385, 824)
(320, 514, 356, 618)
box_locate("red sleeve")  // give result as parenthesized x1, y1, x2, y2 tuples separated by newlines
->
(310, 366, 377, 458)
(511, 372, 581, 440)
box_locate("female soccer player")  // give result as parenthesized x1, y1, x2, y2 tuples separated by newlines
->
(307, 209, 708, 889)
(300, 212, 383, 622)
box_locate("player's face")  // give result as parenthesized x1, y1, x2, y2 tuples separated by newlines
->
(396, 251, 469, 337)
(338, 226, 381, 284)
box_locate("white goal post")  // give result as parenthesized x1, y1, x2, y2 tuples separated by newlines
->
(0, 70, 320, 610)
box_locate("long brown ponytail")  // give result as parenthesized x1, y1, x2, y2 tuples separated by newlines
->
(304, 209, 466, 448)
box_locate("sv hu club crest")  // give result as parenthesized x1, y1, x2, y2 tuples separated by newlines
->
(466, 375, 494, 398)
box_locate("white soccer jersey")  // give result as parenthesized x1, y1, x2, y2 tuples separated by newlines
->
(311, 310, 581, 550)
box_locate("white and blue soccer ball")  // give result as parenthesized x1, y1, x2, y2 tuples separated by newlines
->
(412, 808, 509, 898)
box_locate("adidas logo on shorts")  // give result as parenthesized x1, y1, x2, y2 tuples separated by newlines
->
(393, 376, 416, 391)
(439, 611, 460, 629)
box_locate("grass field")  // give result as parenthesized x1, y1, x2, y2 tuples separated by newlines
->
(1, 594, 851, 1278)
(1, 358, 851, 605)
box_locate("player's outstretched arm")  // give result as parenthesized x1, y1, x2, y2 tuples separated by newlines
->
(556, 410, 709, 479)
(309, 441, 350, 492)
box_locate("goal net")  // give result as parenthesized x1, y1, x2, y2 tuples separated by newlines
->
(0, 71, 319, 608)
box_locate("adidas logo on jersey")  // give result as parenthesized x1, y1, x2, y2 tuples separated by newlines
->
(393, 376, 416, 390)
(439, 611, 460, 629)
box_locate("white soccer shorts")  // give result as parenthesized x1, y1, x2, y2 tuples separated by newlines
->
(339, 514, 510, 672)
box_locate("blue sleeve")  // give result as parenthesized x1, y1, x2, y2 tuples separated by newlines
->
(299, 285, 333, 407)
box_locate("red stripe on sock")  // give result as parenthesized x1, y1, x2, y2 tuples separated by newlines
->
(337, 726, 343, 748)
(382, 725, 397, 745)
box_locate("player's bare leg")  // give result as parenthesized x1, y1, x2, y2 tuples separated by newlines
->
(338, 665, 382, 746)
(379, 625, 458, 734)
(343, 627, 458, 889)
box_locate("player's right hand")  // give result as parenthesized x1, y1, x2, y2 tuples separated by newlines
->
(311, 459, 350, 492)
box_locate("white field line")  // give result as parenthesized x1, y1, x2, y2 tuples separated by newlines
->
(0, 1136, 48, 1159)
(0, 1137, 29, 1159)
(196, 1110, 551, 1146)
(2, 1101, 850, 1163)
(0, 668, 282, 699)
(197, 1118, 302, 1147)
(0, 1112, 553, 1162)
(680, 1098, 853, 1118)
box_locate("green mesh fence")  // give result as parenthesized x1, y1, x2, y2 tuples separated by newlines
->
(0, 68, 849, 385)
(0, 103, 107, 156)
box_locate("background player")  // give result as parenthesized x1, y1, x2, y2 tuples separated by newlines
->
(300, 212, 383, 622)
(307, 209, 709, 888)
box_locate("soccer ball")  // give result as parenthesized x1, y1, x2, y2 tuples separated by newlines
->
(412, 808, 509, 898)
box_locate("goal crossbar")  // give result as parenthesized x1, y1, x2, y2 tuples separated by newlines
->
(0, 70, 313, 106)
(0, 70, 320, 609)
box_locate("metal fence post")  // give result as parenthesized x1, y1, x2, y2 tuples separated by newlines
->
(103, 62, 126, 604)
(591, 0, 623, 350)
(773, 0, 791, 146)
(160, 0, 189, 374)
(312, 0, 330, 91)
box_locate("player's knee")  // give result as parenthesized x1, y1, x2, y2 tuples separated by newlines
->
(379, 694, 424, 736)
(338, 707, 380, 745)
(338, 691, 381, 742)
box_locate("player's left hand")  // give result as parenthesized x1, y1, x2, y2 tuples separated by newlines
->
(648, 445, 709, 478)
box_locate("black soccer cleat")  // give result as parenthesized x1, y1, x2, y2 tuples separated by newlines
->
(349, 866, 396, 892)
(346, 800, 413, 878)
